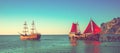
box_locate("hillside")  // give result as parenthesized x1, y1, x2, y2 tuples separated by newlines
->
(101, 17, 120, 34)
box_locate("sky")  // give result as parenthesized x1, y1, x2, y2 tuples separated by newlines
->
(0, 0, 120, 35)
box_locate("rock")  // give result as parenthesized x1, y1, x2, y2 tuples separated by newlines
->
(101, 17, 120, 34)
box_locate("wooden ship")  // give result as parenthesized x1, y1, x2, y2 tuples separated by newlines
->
(20, 21, 41, 40)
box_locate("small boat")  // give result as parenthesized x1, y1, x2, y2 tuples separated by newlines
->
(20, 21, 41, 40)
(69, 18, 101, 41)
(69, 22, 81, 40)
(69, 22, 81, 46)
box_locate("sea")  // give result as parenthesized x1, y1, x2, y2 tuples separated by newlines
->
(0, 35, 120, 53)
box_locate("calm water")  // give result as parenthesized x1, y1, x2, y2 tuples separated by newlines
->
(0, 35, 120, 53)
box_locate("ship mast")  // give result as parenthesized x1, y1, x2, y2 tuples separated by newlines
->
(31, 21, 35, 34)
(90, 18, 94, 34)
(76, 22, 81, 34)
(23, 21, 28, 35)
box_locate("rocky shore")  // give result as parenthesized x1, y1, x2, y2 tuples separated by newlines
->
(101, 17, 120, 34)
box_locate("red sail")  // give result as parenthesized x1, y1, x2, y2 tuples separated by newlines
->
(70, 23, 77, 33)
(84, 20, 101, 34)
(83, 21, 92, 34)
(92, 20, 101, 34)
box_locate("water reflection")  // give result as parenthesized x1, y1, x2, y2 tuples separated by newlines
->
(69, 38, 78, 46)
(21, 40, 40, 53)
(69, 38, 77, 53)
(84, 41, 101, 53)
(69, 38, 101, 53)
(71, 46, 77, 53)
(23, 41, 27, 53)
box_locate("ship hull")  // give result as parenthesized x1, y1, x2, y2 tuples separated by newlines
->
(20, 34, 41, 40)
(69, 33, 100, 41)
(69, 33, 81, 40)
(77, 33, 100, 41)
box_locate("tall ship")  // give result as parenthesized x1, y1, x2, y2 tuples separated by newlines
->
(20, 21, 41, 40)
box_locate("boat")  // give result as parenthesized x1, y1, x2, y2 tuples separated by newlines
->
(20, 21, 41, 40)
(83, 18, 101, 41)
(69, 22, 81, 40)
(69, 22, 81, 46)
(69, 18, 101, 41)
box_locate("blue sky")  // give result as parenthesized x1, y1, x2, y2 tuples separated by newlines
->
(0, 0, 120, 34)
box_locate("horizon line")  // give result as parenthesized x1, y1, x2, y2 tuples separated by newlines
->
(0, 34, 68, 35)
